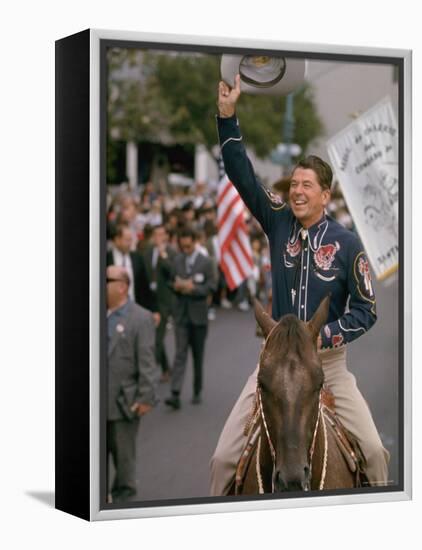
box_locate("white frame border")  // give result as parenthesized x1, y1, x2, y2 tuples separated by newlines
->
(89, 28, 412, 521)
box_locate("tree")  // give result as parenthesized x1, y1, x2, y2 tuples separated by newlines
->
(107, 48, 323, 181)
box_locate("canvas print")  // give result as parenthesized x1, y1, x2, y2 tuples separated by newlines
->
(102, 41, 402, 508)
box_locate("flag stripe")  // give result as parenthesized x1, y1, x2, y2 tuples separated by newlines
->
(217, 177, 234, 205)
(226, 244, 247, 280)
(218, 195, 244, 240)
(217, 169, 253, 291)
(221, 251, 242, 288)
(233, 231, 254, 269)
(230, 240, 250, 277)
(218, 210, 244, 254)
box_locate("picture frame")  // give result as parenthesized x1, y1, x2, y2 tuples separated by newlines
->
(55, 28, 412, 521)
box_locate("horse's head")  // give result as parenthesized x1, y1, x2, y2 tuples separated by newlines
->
(254, 296, 330, 492)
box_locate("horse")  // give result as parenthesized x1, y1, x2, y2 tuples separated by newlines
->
(235, 296, 367, 494)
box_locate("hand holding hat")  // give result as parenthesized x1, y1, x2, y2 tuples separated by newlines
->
(217, 74, 241, 118)
(220, 54, 306, 97)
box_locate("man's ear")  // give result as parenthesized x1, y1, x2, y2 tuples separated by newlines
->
(322, 189, 331, 207)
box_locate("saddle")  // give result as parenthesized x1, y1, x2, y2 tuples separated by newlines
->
(321, 387, 369, 487)
(234, 386, 369, 494)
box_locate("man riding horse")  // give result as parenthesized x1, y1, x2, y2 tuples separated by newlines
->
(210, 75, 389, 495)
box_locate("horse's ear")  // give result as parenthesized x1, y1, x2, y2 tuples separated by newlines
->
(253, 298, 277, 338)
(307, 294, 331, 341)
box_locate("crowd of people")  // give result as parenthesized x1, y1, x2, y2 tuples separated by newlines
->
(107, 181, 272, 311)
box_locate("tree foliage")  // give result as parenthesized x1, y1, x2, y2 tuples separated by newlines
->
(107, 48, 323, 160)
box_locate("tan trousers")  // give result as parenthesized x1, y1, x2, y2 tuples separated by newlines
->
(210, 346, 390, 496)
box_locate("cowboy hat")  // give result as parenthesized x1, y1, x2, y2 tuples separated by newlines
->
(221, 54, 307, 95)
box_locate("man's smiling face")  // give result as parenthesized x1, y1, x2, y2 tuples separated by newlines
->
(289, 167, 330, 228)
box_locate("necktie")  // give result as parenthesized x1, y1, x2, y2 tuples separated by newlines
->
(186, 257, 193, 275)
(152, 248, 159, 269)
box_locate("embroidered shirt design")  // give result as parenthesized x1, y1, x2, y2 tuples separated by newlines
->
(262, 187, 286, 211)
(287, 239, 301, 258)
(332, 333, 344, 347)
(314, 242, 340, 271)
(353, 252, 376, 316)
(358, 256, 374, 297)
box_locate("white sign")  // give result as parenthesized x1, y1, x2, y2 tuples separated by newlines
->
(327, 97, 399, 280)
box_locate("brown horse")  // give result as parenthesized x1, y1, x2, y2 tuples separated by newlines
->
(236, 297, 367, 494)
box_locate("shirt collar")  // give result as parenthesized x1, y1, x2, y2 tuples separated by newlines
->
(302, 213, 327, 239)
(113, 246, 129, 260)
(289, 212, 328, 248)
(185, 249, 199, 264)
(108, 299, 130, 318)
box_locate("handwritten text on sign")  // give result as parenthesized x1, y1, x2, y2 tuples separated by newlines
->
(327, 98, 398, 280)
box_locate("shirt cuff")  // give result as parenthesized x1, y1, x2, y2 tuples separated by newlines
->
(216, 114, 241, 147)
(320, 322, 345, 349)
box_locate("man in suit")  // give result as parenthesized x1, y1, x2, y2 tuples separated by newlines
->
(164, 226, 216, 409)
(142, 224, 177, 382)
(107, 223, 158, 317)
(107, 265, 158, 502)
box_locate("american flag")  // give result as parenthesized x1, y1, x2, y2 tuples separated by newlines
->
(217, 158, 254, 290)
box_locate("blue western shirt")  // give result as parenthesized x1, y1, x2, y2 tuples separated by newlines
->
(217, 115, 377, 349)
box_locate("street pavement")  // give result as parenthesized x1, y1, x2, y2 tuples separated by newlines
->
(131, 274, 399, 503)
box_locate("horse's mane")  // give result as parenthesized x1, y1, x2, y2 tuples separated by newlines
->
(266, 314, 313, 364)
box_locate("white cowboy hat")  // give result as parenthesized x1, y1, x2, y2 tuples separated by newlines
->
(221, 54, 307, 95)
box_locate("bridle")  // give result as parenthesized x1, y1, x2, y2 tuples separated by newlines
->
(255, 329, 328, 493)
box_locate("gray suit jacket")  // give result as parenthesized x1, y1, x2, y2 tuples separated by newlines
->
(108, 301, 158, 421)
(170, 252, 216, 326)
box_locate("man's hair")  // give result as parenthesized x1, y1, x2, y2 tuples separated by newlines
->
(178, 225, 197, 241)
(293, 155, 333, 190)
(120, 270, 130, 287)
(152, 223, 167, 232)
(203, 219, 217, 239)
(112, 222, 130, 240)
(181, 201, 194, 212)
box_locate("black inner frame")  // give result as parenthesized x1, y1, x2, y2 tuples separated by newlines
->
(99, 38, 405, 510)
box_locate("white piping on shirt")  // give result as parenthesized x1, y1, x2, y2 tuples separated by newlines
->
(309, 220, 328, 252)
(304, 236, 310, 321)
(220, 136, 243, 151)
(289, 219, 301, 245)
(298, 242, 305, 319)
(338, 319, 366, 333)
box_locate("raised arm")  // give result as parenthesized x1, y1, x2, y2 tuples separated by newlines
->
(217, 75, 286, 235)
(217, 75, 241, 119)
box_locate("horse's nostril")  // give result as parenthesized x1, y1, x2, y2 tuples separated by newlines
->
(302, 466, 311, 490)
(273, 471, 285, 491)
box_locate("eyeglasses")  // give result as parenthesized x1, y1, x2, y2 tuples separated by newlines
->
(106, 278, 128, 284)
